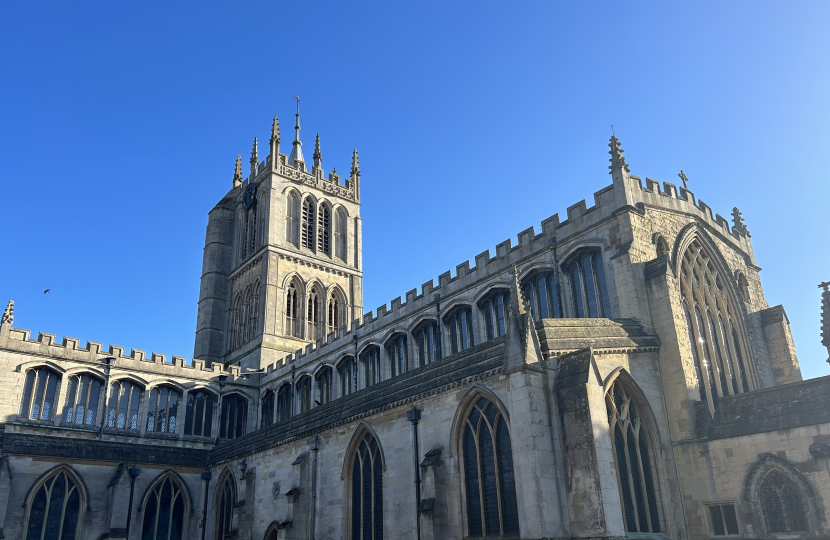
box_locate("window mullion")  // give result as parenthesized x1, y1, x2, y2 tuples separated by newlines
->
(632, 423, 653, 532)
(492, 415, 505, 535)
(475, 421, 486, 535)
(621, 426, 644, 531)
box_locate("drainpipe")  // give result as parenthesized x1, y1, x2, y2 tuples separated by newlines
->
(309, 436, 320, 540)
(125, 465, 141, 539)
(201, 471, 212, 540)
(407, 405, 422, 540)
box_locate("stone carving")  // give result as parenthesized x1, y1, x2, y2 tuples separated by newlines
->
(272, 481, 281, 499)
(1, 300, 13, 326)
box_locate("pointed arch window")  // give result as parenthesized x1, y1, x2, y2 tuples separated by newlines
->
(565, 251, 611, 318)
(445, 307, 474, 355)
(285, 282, 300, 338)
(230, 294, 243, 350)
(277, 384, 293, 422)
(62, 373, 101, 426)
(297, 376, 312, 413)
(307, 288, 322, 341)
(19, 367, 61, 422)
(339, 356, 357, 397)
(141, 474, 186, 540)
(335, 208, 347, 261)
(521, 271, 562, 322)
(244, 283, 260, 343)
(24, 468, 82, 540)
(479, 290, 511, 340)
(219, 393, 247, 439)
(214, 473, 236, 540)
(350, 431, 384, 540)
(328, 293, 341, 334)
(286, 192, 300, 247)
(606, 380, 661, 533)
(386, 334, 407, 377)
(760, 470, 808, 533)
(241, 209, 249, 260)
(316, 367, 333, 406)
(318, 204, 331, 255)
(362, 346, 381, 387)
(183, 390, 214, 437)
(462, 396, 519, 536)
(261, 390, 275, 428)
(301, 198, 315, 250)
(146, 386, 181, 434)
(106, 380, 143, 430)
(414, 321, 440, 367)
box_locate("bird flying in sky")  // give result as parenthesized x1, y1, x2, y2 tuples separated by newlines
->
(43, 289, 50, 294)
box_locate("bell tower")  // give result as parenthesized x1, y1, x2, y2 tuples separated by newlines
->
(194, 104, 363, 368)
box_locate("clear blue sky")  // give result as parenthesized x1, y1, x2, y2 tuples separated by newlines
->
(1, 2, 828, 378)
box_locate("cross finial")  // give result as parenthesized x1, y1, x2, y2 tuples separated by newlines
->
(820, 281, 830, 291)
(678, 170, 689, 189)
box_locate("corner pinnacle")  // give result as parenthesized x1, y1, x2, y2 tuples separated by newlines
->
(351, 148, 360, 178)
(608, 135, 630, 175)
(271, 115, 280, 144)
(1, 300, 13, 327)
(233, 155, 243, 187)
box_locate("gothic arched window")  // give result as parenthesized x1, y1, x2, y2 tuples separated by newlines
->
(219, 393, 247, 439)
(386, 334, 407, 377)
(317, 367, 333, 405)
(606, 380, 661, 533)
(297, 376, 311, 413)
(183, 390, 215, 437)
(62, 373, 101, 426)
(445, 307, 474, 355)
(318, 204, 331, 255)
(146, 386, 181, 434)
(248, 198, 257, 253)
(361, 346, 381, 388)
(19, 367, 61, 422)
(679, 238, 753, 411)
(307, 288, 322, 341)
(350, 431, 384, 540)
(461, 396, 519, 536)
(301, 197, 315, 250)
(414, 321, 440, 367)
(328, 293, 341, 334)
(479, 290, 511, 340)
(141, 474, 186, 540)
(335, 208, 347, 261)
(277, 384, 293, 422)
(24, 468, 82, 540)
(241, 287, 251, 343)
(286, 192, 300, 247)
(339, 356, 356, 397)
(521, 271, 562, 322)
(760, 470, 808, 533)
(106, 379, 143, 430)
(565, 251, 611, 318)
(245, 282, 260, 342)
(214, 472, 236, 540)
(285, 282, 300, 338)
(261, 390, 275, 428)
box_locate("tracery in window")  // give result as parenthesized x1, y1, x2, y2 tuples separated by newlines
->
(362, 346, 381, 387)
(328, 292, 342, 334)
(307, 287, 323, 341)
(445, 307, 474, 355)
(19, 367, 60, 422)
(140, 473, 186, 540)
(245, 282, 260, 342)
(146, 386, 181, 434)
(183, 390, 214, 437)
(350, 430, 384, 540)
(316, 367, 333, 405)
(386, 334, 407, 377)
(62, 373, 101, 426)
(301, 197, 315, 250)
(230, 294, 243, 350)
(297, 376, 311, 413)
(285, 282, 301, 338)
(318, 204, 331, 255)
(606, 379, 661, 533)
(24, 468, 82, 540)
(335, 208, 347, 261)
(277, 384, 293, 422)
(679, 238, 754, 411)
(214, 471, 236, 540)
(414, 321, 441, 367)
(261, 390, 275, 428)
(106, 379, 142, 430)
(219, 393, 247, 439)
(461, 396, 519, 536)
(339, 356, 357, 397)
(286, 192, 300, 247)
(521, 271, 562, 322)
(760, 470, 808, 533)
(479, 290, 511, 340)
(564, 251, 610, 318)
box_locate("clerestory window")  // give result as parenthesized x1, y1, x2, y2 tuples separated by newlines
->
(565, 251, 611, 318)
(362, 346, 381, 388)
(445, 307, 474, 355)
(62, 373, 101, 427)
(479, 290, 510, 340)
(386, 334, 407, 377)
(19, 367, 61, 422)
(414, 321, 441, 367)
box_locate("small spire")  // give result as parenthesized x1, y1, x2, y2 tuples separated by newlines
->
(1, 300, 13, 327)
(250, 137, 259, 177)
(732, 207, 747, 234)
(608, 135, 630, 175)
(678, 170, 689, 189)
(233, 155, 242, 187)
(313, 133, 323, 173)
(820, 281, 830, 366)
(351, 148, 360, 178)
(271, 115, 280, 145)
(288, 96, 305, 166)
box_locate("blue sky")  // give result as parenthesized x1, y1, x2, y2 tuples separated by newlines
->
(1, 1, 828, 378)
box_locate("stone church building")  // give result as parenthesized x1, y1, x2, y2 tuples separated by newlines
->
(1, 110, 829, 540)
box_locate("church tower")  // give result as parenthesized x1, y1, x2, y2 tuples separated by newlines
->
(194, 103, 363, 368)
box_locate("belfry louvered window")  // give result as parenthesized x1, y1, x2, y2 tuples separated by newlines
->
(679, 238, 753, 413)
(141, 474, 186, 540)
(286, 193, 300, 247)
(445, 307, 474, 354)
(318, 205, 331, 255)
(565, 251, 611, 318)
(24, 469, 82, 540)
(301, 198, 315, 250)
(261, 390, 275, 428)
(386, 334, 407, 377)
(414, 321, 441, 366)
(480, 290, 510, 340)
(146, 386, 181, 434)
(297, 377, 311, 413)
(62, 373, 101, 426)
(760, 470, 808, 533)
(307, 288, 322, 341)
(521, 271, 562, 322)
(277, 384, 293, 421)
(107, 380, 142, 430)
(462, 396, 520, 536)
(339, 356, 356, 397)
(335, 208, 347, 261)
(362, 346, 381, 387)
(219, 393, 247, 439)
(183, 390, 214, 437)
(214, 474, 236, 540)
(285, 283, 300, 338)
(606, 381, 661, 533)
(351, 432, 384, 540)
(317, 367, 333, 405)
(19, 367, 60, 422)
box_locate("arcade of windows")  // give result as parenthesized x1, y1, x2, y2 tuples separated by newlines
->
(285, 192, 349, 261)
(229, 281, 261, 351)
(283, 281, 345, 342)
